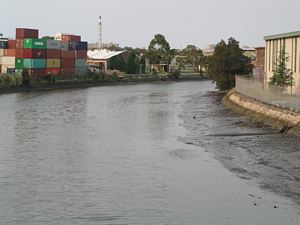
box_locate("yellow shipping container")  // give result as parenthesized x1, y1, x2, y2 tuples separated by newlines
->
(46, 59, 60, 68)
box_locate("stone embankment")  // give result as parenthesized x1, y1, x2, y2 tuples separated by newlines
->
(223, 89, 300, 136)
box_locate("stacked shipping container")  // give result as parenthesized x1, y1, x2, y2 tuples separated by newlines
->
(55, 34, 87, 76)
(0, 39, 15, 74)
(0, 28, 88, 77)
(14, 28, 46, 77)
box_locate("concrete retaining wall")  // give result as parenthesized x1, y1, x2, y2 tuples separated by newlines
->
(223, 90, 300, 136)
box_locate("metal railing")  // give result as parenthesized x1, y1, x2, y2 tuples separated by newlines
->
(235, 76, 300, 112)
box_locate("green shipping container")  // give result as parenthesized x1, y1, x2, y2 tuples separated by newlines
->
(75, 66, 87, 75)
(75, 59, 86, 68)
(15, 58, 24, 69)
(23, 59, 46, 69)
(24, 38, 46, 49)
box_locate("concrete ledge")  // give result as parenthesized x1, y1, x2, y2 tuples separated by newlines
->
(223, 89, 300, 136)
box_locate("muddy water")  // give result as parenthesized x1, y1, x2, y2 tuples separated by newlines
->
(0, 81, 299, 225)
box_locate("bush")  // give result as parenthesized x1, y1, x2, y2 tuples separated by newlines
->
(0, 74, 23, 88)
(169, 69, 181, 79)
(152, 69, 158, 75)
(22, 69, 31, 87)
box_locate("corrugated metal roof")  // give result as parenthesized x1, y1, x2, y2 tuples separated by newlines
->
(88, 50, 127, 60)
(264, 31, 300, 41)
(242, 46, 255, 51)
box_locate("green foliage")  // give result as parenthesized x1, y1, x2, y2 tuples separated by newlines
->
(22, 69, 31, 87)
(169, 68, 181, 79)
(147, 34, 171, 65)
(180, 45, 204, 72)
(127, 53, 139, 74)
(209, 38, 252, 91)
(0, 74, 23, 88)
(269, 47, 294, 87)
(109, 55, 126, 72)
(105, 70, 122, 81)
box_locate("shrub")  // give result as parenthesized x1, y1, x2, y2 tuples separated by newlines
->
(22, 69, 31, 87)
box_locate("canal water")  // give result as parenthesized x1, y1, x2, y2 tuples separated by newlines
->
(0, 81, 299, 225)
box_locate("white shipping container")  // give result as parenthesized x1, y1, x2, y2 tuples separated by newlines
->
(1, 65, 15, 74)
(61, 42, 69, 51)
(0, 49, 4, 57)
(0, 56, 15, 66)
(47, 40, 61, 50)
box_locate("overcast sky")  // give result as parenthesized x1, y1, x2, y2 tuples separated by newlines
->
(1, 0, 300, 49)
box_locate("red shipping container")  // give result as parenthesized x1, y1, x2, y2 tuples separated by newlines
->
(4, 49, 16, 57)
(7, 40, 16, 49)
(16, 39, 24, 49)
(29, 69, 46, 78)
(46, 49, 61, 59)
(46, 68, 61, 76)
(15, 49, 23, 58)
(61, 58, 75, 68)
(16, 28, 39, 39)
(61, 35, 81, 42)
(61, 50, 75, 59)
(62, 68, 75, 76)
(75, 50, 87, 59)
(23, 49, 46, 59)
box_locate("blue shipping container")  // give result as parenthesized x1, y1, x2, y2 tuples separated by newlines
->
(75, 41, 88, 50)
(0, 41, 7, 49)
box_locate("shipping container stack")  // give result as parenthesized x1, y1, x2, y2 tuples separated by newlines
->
(1, 28, 88, 78)
(46, 39, 61, 76)
(15, 28, 47, 78)
(0, 38, 15, 74)
(56, 34, 88, 77)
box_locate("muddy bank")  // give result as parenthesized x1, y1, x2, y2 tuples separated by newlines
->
(0, 75, 207, 95)
(223, 90, 300, 136)
(180, 90, 300, 206)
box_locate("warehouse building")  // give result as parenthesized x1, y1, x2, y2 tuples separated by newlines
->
(264, 31, 300, 94)
(87, 49, 131, 72)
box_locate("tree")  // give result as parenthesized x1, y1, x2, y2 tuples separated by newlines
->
(209, 38, 251, 91)
(147, 34, 171, 65)
(127, 52, 139, 74)
(269, 47, 294, 88)
(180, 45, 204, 73)
(109, 55, 126, 71)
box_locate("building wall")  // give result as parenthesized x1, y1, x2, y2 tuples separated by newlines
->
(265, 36, 300, 94)
(255, 47, 265, 67)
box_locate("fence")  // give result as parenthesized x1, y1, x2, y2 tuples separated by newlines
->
(235, 76, 300, 112)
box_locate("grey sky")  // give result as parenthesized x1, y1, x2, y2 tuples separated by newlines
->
(1, 0, 300, 49)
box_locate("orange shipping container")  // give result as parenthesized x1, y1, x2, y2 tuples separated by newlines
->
(61, 50, 75, 59)
(4, 49, 16, 57)
(15, 49, 23, 58)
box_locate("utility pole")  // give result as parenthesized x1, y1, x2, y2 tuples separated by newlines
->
(98, 16, 102, 50)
